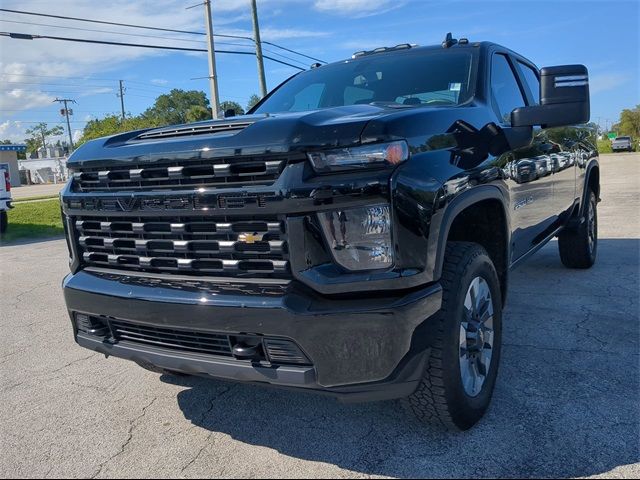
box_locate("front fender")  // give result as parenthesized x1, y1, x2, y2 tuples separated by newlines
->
(427, 184, 510, 280)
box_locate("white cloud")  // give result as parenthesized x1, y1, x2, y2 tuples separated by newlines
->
(0, 89, 54, 111)
(151, 78, 169, 85)
(0, 0, 328, 141)
(313, 0, 404, 17)
(214, 26, 329, 41)
(261, 28, 330, 40)
(590, 73, 629, 94)
(0, 121, 24, 143)
(0, 120, 66, 144)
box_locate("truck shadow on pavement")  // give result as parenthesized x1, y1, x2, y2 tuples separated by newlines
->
(167, 238, 639, 478)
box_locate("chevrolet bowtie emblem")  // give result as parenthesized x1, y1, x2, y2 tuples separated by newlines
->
(238, 232, 263, 244)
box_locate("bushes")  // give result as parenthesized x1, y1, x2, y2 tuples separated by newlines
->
(597, 139, 613, 154)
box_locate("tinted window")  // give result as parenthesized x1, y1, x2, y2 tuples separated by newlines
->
(518, 61, 540, 105)
(254, 50, 475, 114)
(344, 85, 374, 105)
(289, 83, 325, 111)
(491, 54, 525, 124)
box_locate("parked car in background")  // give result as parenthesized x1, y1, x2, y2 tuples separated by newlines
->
(0, 167, 12, 234)
(611, 136, 634, 152)
(515, 158, 539, 183)
(532, 155, 550, 177)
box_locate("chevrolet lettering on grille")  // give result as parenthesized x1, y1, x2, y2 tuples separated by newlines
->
(66, 193, 277, 212)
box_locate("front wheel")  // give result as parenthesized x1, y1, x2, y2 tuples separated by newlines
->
(404, 242, 502, 431)
(558, 189, 597, 268)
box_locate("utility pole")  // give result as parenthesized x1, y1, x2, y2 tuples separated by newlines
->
(118, 80, 126, 120)
(203, 0, 221, 119)
(53, 98, 76, 151)
(250, 0, 267, 98)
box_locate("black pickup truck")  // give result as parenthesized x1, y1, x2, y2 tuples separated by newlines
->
(61, 35, 599, 430)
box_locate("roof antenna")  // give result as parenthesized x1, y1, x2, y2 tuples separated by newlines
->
(442, 32, 458, 48)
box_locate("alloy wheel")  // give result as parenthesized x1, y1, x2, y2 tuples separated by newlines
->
(459, 276, 495, 397)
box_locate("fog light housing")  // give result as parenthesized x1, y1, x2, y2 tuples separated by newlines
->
(318, 204, 393, 271)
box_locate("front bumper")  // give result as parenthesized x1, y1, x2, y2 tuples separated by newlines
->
(64, 269, 442, 401)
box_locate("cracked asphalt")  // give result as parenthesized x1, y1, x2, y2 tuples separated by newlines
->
(1, 153, 638, 478)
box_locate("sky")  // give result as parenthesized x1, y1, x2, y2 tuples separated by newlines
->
(1, 0, 638, 145)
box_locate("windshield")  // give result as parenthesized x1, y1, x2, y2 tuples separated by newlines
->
(253, 49, 475, 114)
(616, 136, 630, 141)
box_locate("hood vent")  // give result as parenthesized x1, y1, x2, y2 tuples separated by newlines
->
(136, 121, 254, 141)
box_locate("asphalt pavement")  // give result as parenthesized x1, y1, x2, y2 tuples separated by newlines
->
(11, 183, 65, 200)
(1, 153, 638, 478)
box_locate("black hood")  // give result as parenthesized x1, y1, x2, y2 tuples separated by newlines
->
(67, 104, 408, 167)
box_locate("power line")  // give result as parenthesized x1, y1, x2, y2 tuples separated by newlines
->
(2, 80, 175, 96)
(0, 8, 210, 36)
(0, 18, 275, 52)
(1, 31, 240, 53)
(0, 73, 187, 88)
(0, 8, 326, 64)
(0, 19, 207, 44)
(262, 47, 308, 68)
(262, 40, 326, 64)
(0, 31, 306, 70)
(2, 80, 115, 88)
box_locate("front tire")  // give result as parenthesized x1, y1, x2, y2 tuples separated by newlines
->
(558, 189, 597, 269)
(404, 242, 502, 431)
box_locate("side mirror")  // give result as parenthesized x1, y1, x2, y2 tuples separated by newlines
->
(511, 65, 589, 128)
(224, 108, 237, 118)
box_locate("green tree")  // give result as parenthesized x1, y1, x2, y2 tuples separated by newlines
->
(246, 94, 261, 111)
(616, 105, 640, 139)
(220, 101, 245, 117)
(142, 89, 209, 125)
(24, 123, 64, 153)
(185, 105, 211, 123)
(76, 115, 159, 147)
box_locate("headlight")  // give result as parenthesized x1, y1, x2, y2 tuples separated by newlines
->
(318, 204, 393, 271)
(307, 141, 409, 172)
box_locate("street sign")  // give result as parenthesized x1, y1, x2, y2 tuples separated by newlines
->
(608, 133, 617, 140)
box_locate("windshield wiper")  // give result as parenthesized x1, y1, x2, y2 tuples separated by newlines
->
(367, 101, 413, 109)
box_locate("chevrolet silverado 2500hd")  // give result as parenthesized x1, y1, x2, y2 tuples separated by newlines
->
(61, 35, 599, 430)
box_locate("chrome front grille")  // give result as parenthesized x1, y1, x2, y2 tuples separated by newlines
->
(75, 215, 290, 278)
(72, 155, 287, 192)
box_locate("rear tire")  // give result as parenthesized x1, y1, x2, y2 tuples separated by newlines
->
(558, 189, 597, 269)
(0, 211, 7, 234)
(404, 242, 502, 431)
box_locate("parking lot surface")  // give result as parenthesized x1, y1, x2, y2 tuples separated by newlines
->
(1, 153, 638, 479)
(10, 183, 65, 200)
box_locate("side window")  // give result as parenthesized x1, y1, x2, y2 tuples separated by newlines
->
(518, 62, 540, 105)
(290, 83, 325, 111)
(491, 54, 526, 124)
